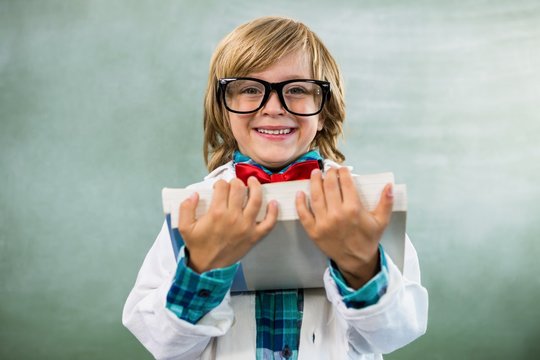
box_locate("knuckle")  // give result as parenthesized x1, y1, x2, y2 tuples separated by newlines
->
(324, 213, 335, 224)
(228, 212, 243, 225)
(237, 221, 251, 233)
(344, 204, 360, 217)
(310, 192, 323, 204)
(327, 210, 342, 222)
(250, 194, 262, 208)
(317, 221, 332, 234)
(209, 207, 226, 219)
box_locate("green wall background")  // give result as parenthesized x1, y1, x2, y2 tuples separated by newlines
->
(1, 0, 539, 359)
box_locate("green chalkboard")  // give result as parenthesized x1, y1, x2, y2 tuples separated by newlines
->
(1, 0, 539, 359)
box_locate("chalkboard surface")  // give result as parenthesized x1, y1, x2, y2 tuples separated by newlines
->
(1, 1, 539, 359)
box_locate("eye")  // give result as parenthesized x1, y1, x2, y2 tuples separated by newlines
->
(286, 86, 308, 95)
(240, 86, 263, 95)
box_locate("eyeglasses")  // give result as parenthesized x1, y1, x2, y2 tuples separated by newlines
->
(218, 77, 330, 116)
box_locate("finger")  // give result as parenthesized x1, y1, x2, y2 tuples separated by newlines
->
(338, 167, 362, 207)
(255, 200, 278, 237)
(372, 183, 394, 229)
(309, 169, 327, 217)
(228, 178, 248, 210)
(295, 190, 315, 230)
(243, 176, 264, 220)
(209, 179, 230, 209)
(178, 192, 199, 232)
(323, 168, 343, 209)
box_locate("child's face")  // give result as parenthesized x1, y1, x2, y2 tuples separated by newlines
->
(228, 51, 323, 170)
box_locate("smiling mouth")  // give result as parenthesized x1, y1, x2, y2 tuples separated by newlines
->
(256, 128, 293, 135)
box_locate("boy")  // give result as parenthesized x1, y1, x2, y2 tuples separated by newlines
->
(123, 16, 428, 359)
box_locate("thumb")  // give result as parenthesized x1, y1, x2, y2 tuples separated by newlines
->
(372, 183, 394, 229)
(178, 192, 199, 233)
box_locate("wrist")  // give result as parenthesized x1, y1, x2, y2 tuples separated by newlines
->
(185, 247, 235, 274)
(184, 247, 212, 274)
(335, 252, 380, 290)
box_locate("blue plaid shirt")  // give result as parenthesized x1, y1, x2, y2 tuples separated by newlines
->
(167, 151, 389, 359)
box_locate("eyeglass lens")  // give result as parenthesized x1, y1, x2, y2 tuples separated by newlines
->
(224, 79, 324, 115)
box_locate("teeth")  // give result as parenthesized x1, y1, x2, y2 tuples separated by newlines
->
(257, 128, 292, 135)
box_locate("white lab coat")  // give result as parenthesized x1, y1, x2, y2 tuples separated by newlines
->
(122, 160, 429, 359)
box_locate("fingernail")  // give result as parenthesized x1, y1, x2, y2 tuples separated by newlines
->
(190, 192, 198, 200)
(311, 169, 321, 176)
(387, 185, 394, 198)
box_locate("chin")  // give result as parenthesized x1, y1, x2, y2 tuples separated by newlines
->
(258, 156, 295, 171)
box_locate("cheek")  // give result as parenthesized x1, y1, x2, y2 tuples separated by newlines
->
(228, 114, 250, 135)
(317, 118, 324, 131)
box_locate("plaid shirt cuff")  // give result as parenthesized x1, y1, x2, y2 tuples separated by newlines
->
(329, 244, 389, 309)
(166, 249, 239, 324)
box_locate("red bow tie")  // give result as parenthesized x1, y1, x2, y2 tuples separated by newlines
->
(235, 160, 322, 185)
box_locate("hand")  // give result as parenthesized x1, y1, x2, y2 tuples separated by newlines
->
(178, 177, 278, 273)
(295, 167, 394, 289)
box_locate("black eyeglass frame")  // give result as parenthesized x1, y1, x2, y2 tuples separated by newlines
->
(218, 77, 331, 116)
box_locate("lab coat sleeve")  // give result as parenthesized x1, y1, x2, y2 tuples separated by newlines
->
(323, 235, 429, 355)
(122, 221, 235, 360)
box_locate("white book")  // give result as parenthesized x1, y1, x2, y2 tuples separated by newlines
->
(162, 173, 407, 292)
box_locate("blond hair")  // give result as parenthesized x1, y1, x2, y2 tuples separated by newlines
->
(203, 16, 346, 171)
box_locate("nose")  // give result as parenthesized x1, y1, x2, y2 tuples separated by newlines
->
(261, 90, 285, 115)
